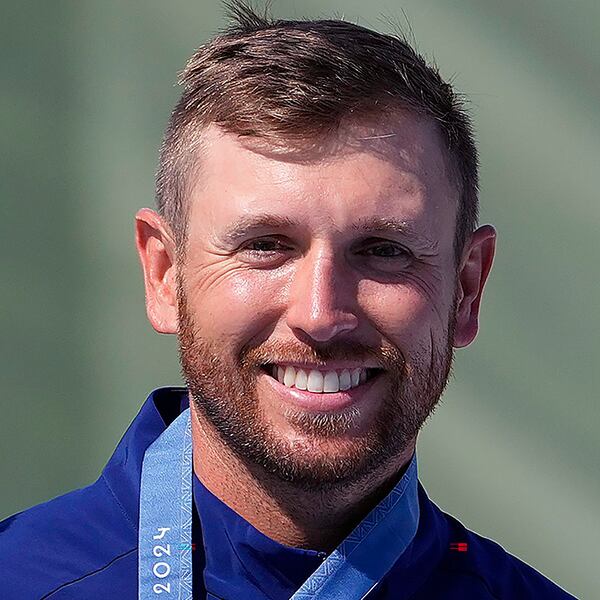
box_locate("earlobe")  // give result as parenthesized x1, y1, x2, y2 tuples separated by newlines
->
(135, 208, 179, 335)
(452, 225, 496, 348)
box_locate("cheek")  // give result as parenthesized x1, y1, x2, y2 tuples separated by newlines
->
(185, 265, 287, 344)
(360, 282, 449, 347)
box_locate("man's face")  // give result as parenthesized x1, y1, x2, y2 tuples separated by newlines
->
(176, 116, 460, 488)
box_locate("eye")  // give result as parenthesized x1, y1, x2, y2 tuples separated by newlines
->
(239, 238, 291, 261)
(361, 242, 411, 259)
(245, 239, 286, 252)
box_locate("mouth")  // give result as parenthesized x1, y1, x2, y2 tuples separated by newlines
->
(259, 363, 384, 412)
(261, 363, 382, 391)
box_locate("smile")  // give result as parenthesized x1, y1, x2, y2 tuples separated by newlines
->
(264, 364, 381, 393)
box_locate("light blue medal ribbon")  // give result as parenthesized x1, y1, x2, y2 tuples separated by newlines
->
(138, 408, 419, 600)
(290, 453, 419, 600)
(139, 409, 193, 600)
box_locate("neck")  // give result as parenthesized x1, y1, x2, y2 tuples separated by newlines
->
(190, 402, 416, 552)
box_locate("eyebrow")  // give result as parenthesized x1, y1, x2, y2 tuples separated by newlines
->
(351, 216, 435, 246)
(221, 214, 298, 244)
(220, 213, 436, 248)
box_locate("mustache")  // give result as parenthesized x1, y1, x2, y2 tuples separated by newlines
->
(241, 339, 405, 372)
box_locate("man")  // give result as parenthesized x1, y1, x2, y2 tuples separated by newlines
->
(0, 3, 576, 599)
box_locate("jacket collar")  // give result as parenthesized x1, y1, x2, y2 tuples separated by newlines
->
(100, 386, 190, 532)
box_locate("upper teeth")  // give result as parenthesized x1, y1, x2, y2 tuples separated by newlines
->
(272, 365, 368, 393)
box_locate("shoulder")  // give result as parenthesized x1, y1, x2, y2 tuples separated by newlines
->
(426, 510, 577, 599)
(0, 475, 138, 599)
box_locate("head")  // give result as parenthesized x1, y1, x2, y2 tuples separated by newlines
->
(136, 3, 496, 490)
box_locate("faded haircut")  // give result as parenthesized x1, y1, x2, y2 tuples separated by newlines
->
(155, 1, 479, 262)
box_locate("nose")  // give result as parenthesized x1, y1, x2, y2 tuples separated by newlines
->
(285, 247, 359, 342)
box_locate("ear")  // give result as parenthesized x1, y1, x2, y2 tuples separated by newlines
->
(453, 224, 497, 348)
(135, 208, 179, 334)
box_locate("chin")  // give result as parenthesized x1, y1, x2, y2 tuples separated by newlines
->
(256, 424, 385, 488)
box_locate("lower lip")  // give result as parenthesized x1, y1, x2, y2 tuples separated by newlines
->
(261, 369, 383, 412)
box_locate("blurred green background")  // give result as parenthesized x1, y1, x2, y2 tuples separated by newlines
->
(1, 1, 598, 597)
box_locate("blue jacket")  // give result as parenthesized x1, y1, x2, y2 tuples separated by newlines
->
(0, 387, 577, 599)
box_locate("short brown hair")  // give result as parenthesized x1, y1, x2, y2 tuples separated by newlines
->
(156, 1, 479, 261)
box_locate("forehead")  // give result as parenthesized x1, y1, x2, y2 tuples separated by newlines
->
(187, 115, 458, 246)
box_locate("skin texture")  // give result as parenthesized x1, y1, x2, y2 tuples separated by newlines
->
(135, 114, 496, 550)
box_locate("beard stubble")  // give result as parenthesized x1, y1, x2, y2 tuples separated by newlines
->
(177, 276, 458, 491)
